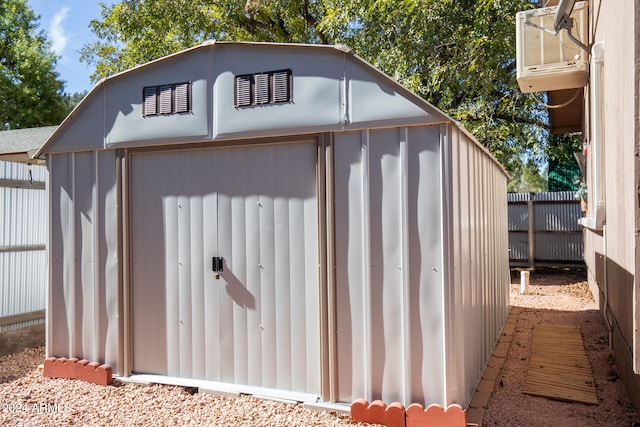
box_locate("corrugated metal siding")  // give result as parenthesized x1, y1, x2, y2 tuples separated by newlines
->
(443, 126, 510, 407)
(47, 151, 119, 368)
(333, 125, 509, 407)
(129, 141, 320, 396)
(0, 317, 45, 333)
(0, 160, 47, 182)
(0, 160, 47, 322)
(507, 192, 583, 264)
(334, 126, 445, 406)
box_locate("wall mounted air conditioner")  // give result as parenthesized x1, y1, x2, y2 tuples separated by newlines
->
(516, 1, 588, 93)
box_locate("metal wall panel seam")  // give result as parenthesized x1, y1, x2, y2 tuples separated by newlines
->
(489, 158, 497, 357)
(479, 153, 487, 363)
(78, 153, 94, 360)
(361, 129, 372, 400)
(486, 161, 494, 347)
(122, 150, 132, 376)
(484, 155, 494, 366)
(100, 151, 115, 369)
(320, 134, 335, 402)
(316, 136, 326, 397)
(450, 125, 465, 403)
(115, 150, 124, 375)
(491, 158, 498, 350)
(491, 159, 499, 345)
(78, 153, 92, 358)
(399, 127, 411, 404)
(181, 168, 194, 377)
(208, 48, 214, 139)
(93, 151, 100, 362)
(325, 134, 339, 402)
(472, 145, 481, 380)
(460, 130, 472, 402)
(446, 128, 466, 402)
(466, 140, 476, 380)
(211, 150, 223, 381)
(69, 152, 76, 357)
(470, 141, 479, 396)
(341, 53, 349, 127)
(474, 152, 488, 366)
(214, 150, 224, 381)
(439, 124, 454, 404)
(494, 165, 501, 337)
(259, 147, 277, 388)
(489, 163, 496, 339)
(458, 135, 470, 398)
(480, 148, 488, 369)
(45, 154, 53, 357)
(479, 155, 487, 362)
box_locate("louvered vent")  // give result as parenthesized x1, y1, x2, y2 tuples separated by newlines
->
(174, 83, 190, 113)
(254, 73, 271, 104)
(234, 69, 292, 107)
(158, 85, 172, 114)
(142, 82, 192, 116)
(272, 70, 291, 103)
(143, 87, 158, 116)
(235, 75, 253, 107)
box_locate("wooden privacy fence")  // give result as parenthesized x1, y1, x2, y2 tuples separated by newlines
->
(508, 192, 584, 267)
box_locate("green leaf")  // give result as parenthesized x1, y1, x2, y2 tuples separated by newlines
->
(0, 0, 68, 128)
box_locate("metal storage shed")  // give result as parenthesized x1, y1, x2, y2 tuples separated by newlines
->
(35, 41, 510, 408)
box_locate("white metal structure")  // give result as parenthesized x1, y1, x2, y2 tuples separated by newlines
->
(0, 160, 47, 331)
(516, 1, 589, 93)
(36, 42, 510, 408)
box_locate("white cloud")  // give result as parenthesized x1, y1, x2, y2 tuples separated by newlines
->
(50, 7, 70, 57)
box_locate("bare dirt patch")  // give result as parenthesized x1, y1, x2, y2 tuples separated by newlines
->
(484, 268, 640, 427)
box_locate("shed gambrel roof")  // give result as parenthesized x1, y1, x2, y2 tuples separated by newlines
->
(34, 41, 508, 177)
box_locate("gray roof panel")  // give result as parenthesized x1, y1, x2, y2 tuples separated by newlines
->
(0, 126, 58, 162)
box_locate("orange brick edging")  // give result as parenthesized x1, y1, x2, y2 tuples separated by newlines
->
(351, 399, 406, 427)
(406, 403, 466, 427)
(351, 398, 467, 427)
(43, 357, 113, 386)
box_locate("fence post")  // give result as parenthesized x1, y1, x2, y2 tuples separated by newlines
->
(528, 193, 535, 268)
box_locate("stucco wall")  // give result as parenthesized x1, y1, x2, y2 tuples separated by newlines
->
(583, 0, 640, 410)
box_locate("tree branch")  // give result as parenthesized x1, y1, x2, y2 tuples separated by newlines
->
(303, 0, 329, 44)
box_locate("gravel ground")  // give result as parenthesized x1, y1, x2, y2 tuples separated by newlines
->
(2, 269, 639, 426)
(0, 349, 367, 426)
(484, 268, 640, 427)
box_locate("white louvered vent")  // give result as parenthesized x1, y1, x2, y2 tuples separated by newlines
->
(234, 69, 292, 107)
(142, 82, 192, 116)
(254, 74, 271, 104)
(235, 75, 253, 107)
(143, 87, 158, 116)
(272, 70, 291, 103)
(174, 83, 190, 113)
(158, 85, 173, 114)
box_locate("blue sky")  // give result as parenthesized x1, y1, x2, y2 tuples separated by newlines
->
(29, 0, 115, 95)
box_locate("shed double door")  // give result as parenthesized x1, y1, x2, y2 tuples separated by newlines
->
(129, 141, 321, 396)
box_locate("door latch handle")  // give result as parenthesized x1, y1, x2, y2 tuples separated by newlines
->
(212, 256, 223, 279)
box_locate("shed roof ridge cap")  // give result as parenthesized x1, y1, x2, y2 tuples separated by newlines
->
(333, 43, 353, 54)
